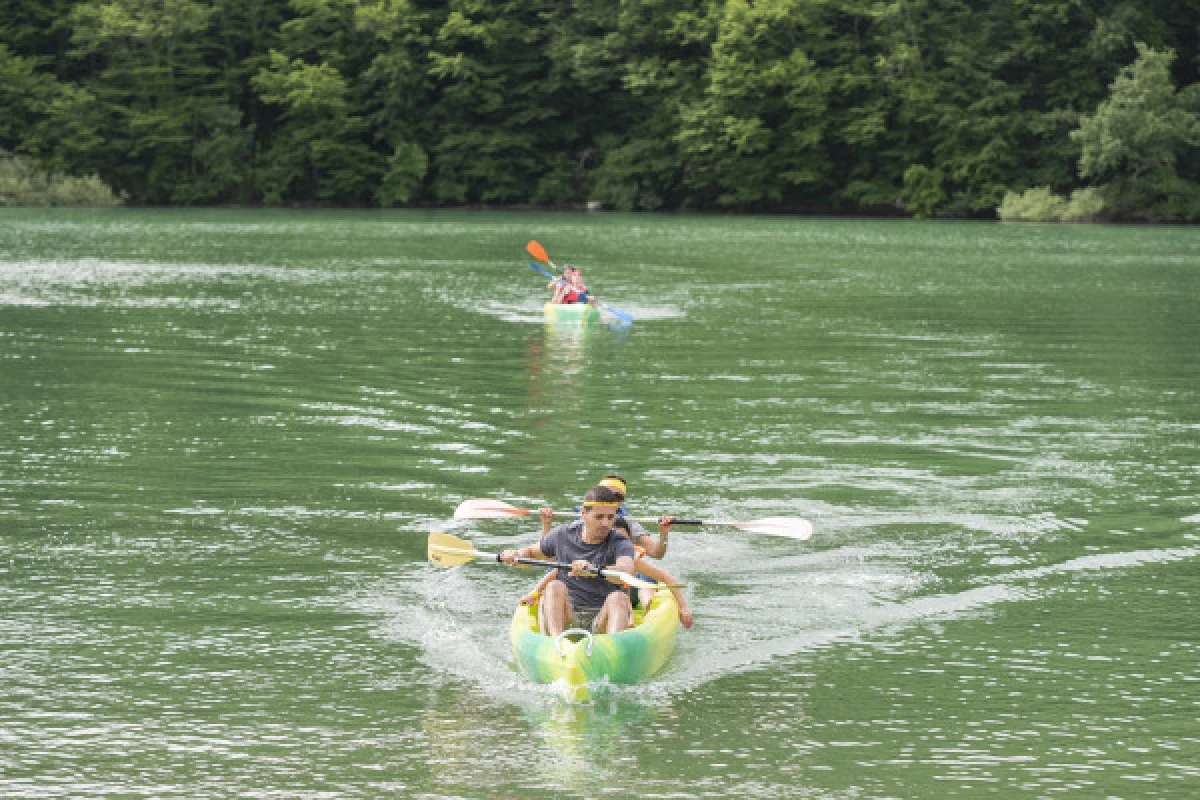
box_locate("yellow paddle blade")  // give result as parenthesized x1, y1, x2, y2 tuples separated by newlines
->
(526, 240, 550, 264)
(428, 531, 479, 567)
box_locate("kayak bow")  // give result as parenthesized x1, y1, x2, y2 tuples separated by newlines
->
(543, 301, 600, 323)
(511, 587, 680, 700)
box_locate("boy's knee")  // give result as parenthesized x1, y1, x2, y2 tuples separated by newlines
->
(605, 592, 632, 612)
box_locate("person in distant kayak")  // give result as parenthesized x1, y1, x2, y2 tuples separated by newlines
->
(500, 484, 636, 635)
(548, 264, 593, 304)
(550, 265, 582, 304)
(567, 267, 590, 304)
(547, 266, 573, 302)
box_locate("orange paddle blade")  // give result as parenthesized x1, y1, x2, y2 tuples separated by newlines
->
(453, 498, 532, 520)
(526, 240, 550, 264)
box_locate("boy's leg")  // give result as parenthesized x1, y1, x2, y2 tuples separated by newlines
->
(537, 579, 572, 636)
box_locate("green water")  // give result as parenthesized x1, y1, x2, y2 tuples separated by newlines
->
(2, 209, 1198, 798)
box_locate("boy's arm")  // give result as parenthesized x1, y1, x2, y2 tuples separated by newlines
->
(499, 541, 548, 564)
(519, 569, 557, 606)
(671, 587, 693, 629)
(630, 558, 677, 586)
(633, 558, 693, 629)
(635, 532, 665, 559)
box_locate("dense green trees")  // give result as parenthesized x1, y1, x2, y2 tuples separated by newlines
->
(1073, 43, 1200, 219)
(1, 0, 1197, 217)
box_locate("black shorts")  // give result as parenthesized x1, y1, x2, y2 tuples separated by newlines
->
(569, 606, 603, 632)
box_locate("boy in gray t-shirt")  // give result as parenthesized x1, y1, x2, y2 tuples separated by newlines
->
(499, 484, 637, 635)
(540, 519, 637, 609)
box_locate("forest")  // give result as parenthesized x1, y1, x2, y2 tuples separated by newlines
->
(2, 0, 1198, 218)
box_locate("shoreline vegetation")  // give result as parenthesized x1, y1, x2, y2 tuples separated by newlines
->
(2, 3, 1198, 220)
(0, 152, 123, 207)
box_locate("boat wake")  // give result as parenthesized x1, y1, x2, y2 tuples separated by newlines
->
(359, 524, 1200, 707)
(658, 540, 1200, 695)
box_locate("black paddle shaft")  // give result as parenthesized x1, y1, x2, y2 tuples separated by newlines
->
(506, 554, 571, 570)
(504, 553, 609, 580)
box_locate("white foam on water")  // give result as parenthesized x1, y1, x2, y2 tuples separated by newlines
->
(363, 529, 1200, 709)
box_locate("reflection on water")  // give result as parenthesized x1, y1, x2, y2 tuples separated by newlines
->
(527, 324, 590, 396)
(519, 699, 662, 789)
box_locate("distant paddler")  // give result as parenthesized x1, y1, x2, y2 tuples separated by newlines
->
(527, 240, 632, 323)
(548, 264, 590, 305)
(499, 484, 636, 636)
(546, 264, 571, 300)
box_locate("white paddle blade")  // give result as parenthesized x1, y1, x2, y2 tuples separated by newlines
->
(734, 517, 814, 540)
(604, 570, 656, 591)
(452, 498, 530, 520)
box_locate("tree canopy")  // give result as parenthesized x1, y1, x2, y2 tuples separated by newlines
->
(1073, 43, 1200, 219)
(2, 0, 1197, 217)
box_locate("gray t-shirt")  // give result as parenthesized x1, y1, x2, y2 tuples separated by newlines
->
(541, 520, 637, 609)
(615, 515, 650, 546)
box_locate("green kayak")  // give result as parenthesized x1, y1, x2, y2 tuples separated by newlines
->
(510, 587, 680, 700)
(543, 301, 600, 323)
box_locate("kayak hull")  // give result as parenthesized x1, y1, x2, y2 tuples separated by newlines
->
(510, 588, 679, 696)
(543, 301, 600, 323)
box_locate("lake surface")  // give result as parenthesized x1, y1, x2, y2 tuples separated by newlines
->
(2, 209, 1198, 798)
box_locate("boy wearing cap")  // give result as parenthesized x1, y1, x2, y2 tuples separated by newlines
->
(549, 266, 579, 304)
(602, 473, 671, 558)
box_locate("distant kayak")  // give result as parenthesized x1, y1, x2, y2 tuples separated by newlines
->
(511, 586, 680, 699)
(543, 301, 600, 324)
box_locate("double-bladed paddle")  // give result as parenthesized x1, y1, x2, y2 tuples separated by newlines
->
(452, 498, 815, 541)
(428, 531, 675, 591)
(528, 260, 555, 281)
(526, 240, 634, 323)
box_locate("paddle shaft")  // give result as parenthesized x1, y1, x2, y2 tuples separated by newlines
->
(511, 555, 633, 586)
(456, 499, 810, 539)
(544, 510, 704, 526)
(437, 544, 641, 586)
(429, 531, 684, 588)
(529, 261, 554, 280)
